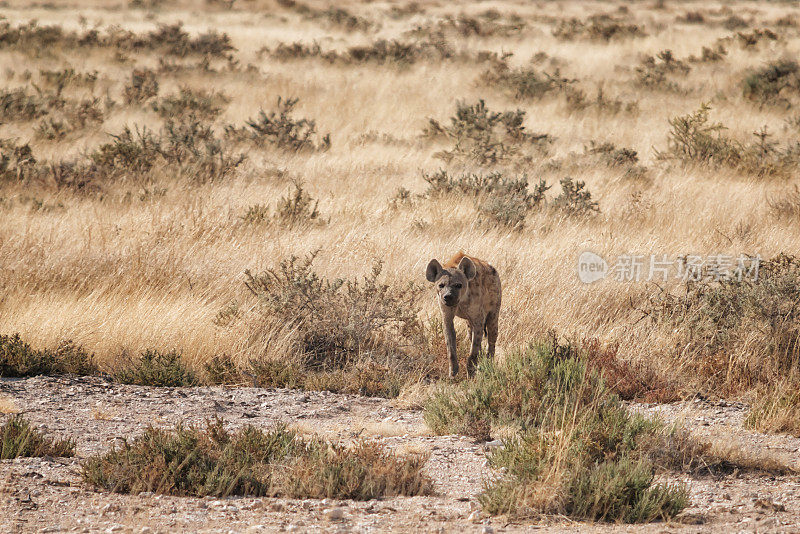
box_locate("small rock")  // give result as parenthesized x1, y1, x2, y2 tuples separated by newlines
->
(270, 503, 285, 512)
(139, 528, 153, 534)
(481, 526, 494, 534)
(325, 507, 345, 520)
(106, 525, 123, 533)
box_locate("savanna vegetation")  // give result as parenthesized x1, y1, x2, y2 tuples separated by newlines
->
(2, 0, 800, 523)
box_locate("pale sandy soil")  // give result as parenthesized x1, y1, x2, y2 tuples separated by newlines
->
(2, 376, 799, 533)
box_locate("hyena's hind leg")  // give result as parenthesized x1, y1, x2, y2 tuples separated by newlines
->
(485, 310, 499, 359)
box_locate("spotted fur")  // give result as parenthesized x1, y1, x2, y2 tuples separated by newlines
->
(426, 252, 502, 377)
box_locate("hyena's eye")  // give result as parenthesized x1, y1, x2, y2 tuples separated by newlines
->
(453, 283, 462, 289)
(438, 283, 445, 288)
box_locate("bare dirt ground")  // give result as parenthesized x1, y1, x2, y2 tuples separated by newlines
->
(2, 376, 799, 533)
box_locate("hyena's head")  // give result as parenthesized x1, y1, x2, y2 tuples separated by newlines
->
(425, 256, 476, 308)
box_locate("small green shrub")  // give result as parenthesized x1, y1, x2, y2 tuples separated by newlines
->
(658, 103, 740, 165)
(82, 419, 432, 498)
(735, 28, 779, 48)
(553, 15, 646, 41)
(0, 88, 50, 122)
(635, 50, 690, 92)
(1, 415, 75, 459)
(91, 120, 245, 183)
(480, 63, 575, 100)
(658, 104, 800, 177)
(38, 68, 98, 90)
(226, 97, 330, 151)
(34, 98, 105, 140)
(274, 182, 320, 227)
(0, 140, 37, 182)
(743, 60, 800, 105)
(424, 100, 551, 165)
(552, 177, 599, 217)
(226, 251, 436, 397)
(152, 87, 230, 120)
(239, 183, 322, 228)
(240, 203, 271, 225)
(424, 340, 689, 521)
(0, 334, 97, 377)
(113, 349, 199, 387)
(723, 15, 749, 31)
(423, 169, 549, 228)
(123, 68, 159, 105)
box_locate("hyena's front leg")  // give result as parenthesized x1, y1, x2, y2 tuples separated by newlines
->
(443, 312, 459, 377)
(467, 318, 484, 377)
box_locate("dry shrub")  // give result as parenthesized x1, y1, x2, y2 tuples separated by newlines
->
(218, 251, 438, 397)
(83, 418, 432, 499)
(581, 338, 679, 403)
(644, 254, 800, 396)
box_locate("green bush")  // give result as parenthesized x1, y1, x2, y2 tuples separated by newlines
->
(424, 340, 689, 521)
(424, 100, 551, 165)
(0, 334, 97, 377)
(123, 68, 159, 105)
(226, 97, 330, 152)
(83, 419, 432, 499)
(743, 60, 800, 105)
(1, 415, 75, 459)
(152, 88, 230, 120)
(113, 349, 199, 387)
(552, 177, 599, 217)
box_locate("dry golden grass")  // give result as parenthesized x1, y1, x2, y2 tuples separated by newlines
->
(1, 0, 799, 397)
(0, 396, 20, 415)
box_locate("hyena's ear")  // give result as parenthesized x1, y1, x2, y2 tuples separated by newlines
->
(458, 256, 476, 280)
(426, 259, 443, 282)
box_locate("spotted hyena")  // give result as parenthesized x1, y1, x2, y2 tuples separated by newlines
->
(425, 252, 501, 377)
